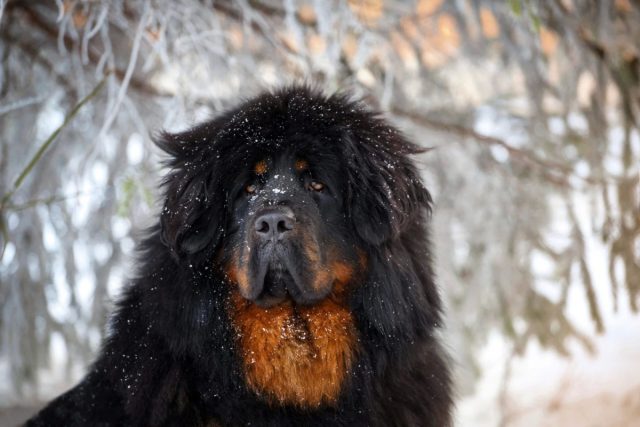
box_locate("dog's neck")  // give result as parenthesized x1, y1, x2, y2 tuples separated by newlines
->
(227, 291, 357, 408)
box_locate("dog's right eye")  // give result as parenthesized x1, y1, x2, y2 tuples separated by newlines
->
(245, 184, 257, 194)
(308, 180, 325, 192)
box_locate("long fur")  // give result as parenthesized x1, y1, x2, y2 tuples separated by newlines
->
(26, 86, 453, 427)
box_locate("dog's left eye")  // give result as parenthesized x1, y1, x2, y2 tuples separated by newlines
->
(308, 181, 325, 192)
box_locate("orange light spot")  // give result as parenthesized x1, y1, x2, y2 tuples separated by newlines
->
(254, 160, 268, 175)
(480, 8, 499, 39)
(416, 0, 443, 17)
(295, 159, 308, 172)
(539, 26, 559, 57)
(348, 0, 383, 26)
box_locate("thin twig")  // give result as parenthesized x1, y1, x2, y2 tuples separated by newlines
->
(0, 96, 44, 116)
(5, 191, 87, 211)
(0, 32, 76, 94)
(392, 107, 630, 186)
(498, 345, 517, 427)
(0, 215, 7, 260)
(17, 2, 165, 97)
(0, 75, 107, 208)
(98, 0, 149, 137)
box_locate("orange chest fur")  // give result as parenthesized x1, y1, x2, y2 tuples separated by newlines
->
(228, 292, 358, 408)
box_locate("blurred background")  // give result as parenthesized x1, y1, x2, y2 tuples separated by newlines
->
(0, 0, 639, 425)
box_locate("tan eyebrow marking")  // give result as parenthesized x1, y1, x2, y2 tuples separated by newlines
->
(295, 159, 308, 172)
(254, 160, 268, 175)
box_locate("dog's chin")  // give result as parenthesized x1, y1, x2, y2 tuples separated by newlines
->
(253, 293, 289, 309)
(249, 261, 328, 308)
(252, 268, 290, 308)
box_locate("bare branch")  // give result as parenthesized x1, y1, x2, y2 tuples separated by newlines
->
(0, 75, 107, 210)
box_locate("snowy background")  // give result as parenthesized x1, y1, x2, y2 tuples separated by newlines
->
(1, 1, 639, 425)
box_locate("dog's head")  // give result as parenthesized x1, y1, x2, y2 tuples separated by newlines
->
(222, 150, 362, 307)
(157, 87, 430, 310)
(154, 87, 435, 407)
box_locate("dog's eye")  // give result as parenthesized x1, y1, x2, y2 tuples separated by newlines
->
(245, 184, 257, 194)
(308, 181, 325, 192)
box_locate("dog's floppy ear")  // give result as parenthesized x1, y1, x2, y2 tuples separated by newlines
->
(154, 127, 225, 260)
(344, 126, 431, 246)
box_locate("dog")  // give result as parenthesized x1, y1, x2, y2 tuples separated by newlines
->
(27, 86, 453, 426)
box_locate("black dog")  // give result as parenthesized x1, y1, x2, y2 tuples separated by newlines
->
(27, 87, 453, 426)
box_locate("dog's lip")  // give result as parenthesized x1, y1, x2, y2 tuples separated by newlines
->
(267, 261, 287, 273)
(253, 266, 292, 308)
(253, 292, 289, 308)
(254, 250, 284, 289)
(247, 241, 329, 307)
(254, 243, 292, 282)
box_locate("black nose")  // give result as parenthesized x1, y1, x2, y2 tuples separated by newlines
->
(254, 209, 295, 241)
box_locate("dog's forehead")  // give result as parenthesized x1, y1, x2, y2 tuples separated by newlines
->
(243, 142, 344, 194)
(252, 151, 308, 176)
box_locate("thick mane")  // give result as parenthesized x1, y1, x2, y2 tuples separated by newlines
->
(27, 86, 452, 427)
(154, 86, 447, 421)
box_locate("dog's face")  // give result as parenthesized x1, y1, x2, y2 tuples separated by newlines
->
(157, 87, 434, 407)
(222, 151, 359, 308)
(216, 148, 365, 407)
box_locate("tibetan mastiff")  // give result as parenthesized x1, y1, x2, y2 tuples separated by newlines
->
(27, 87, 452, 426)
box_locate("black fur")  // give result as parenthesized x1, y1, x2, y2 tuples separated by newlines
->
(26, 87, 453, 426)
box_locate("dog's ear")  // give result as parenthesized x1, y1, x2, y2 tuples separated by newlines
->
(344, 126, 432, 246)
(154, 128, 225, 260)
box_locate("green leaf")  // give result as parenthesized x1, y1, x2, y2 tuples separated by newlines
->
(526, 0, 541, 31)
(509, 0, 522, 16)
(117, 176, 136, 217)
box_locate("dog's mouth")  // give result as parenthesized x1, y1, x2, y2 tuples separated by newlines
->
(254, 261, 297, 308)
(240, 240, 329, 308)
